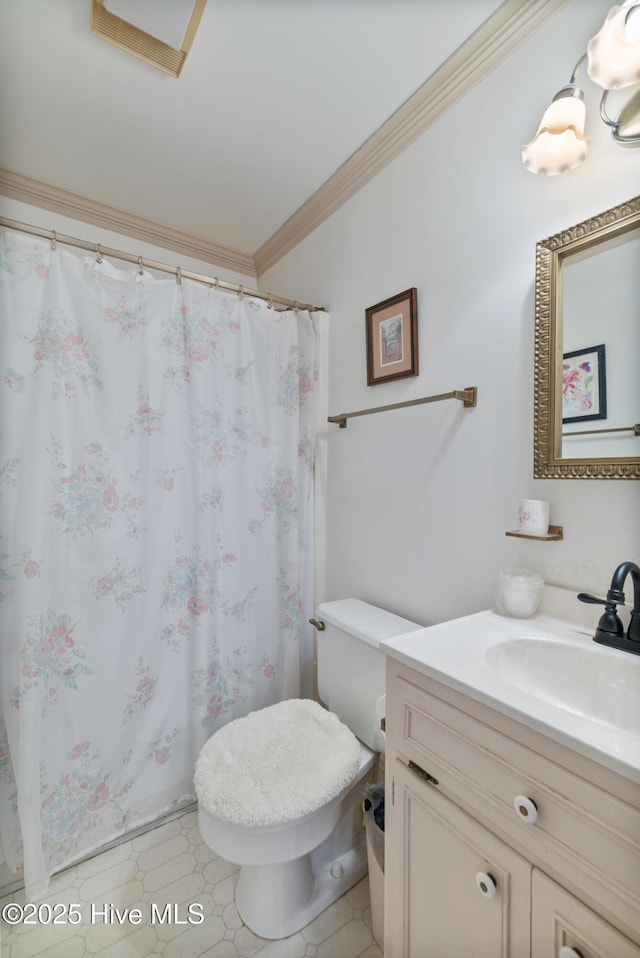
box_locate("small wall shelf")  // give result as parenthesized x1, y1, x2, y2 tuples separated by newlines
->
(505, 525, 564, 542)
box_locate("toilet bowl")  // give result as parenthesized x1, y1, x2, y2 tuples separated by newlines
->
(194, 598, 421, 940)
(198, 728, 375, 939)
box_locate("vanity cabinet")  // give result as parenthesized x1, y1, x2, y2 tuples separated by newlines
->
(389, 756, 531, 956)
(384, 658, 640, 958)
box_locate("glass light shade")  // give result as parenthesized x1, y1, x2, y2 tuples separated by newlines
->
(522, 91, 589, 175)
(587, 1, 640, 89)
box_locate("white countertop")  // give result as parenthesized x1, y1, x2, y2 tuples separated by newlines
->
(381, 608, 640, 784)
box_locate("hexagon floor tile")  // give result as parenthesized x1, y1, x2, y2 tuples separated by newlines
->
(0, 810, 383, 957)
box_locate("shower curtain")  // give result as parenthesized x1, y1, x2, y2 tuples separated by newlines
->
(0, 227, 322, 900)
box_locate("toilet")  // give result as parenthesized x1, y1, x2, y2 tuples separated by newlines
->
(194, 597, 421, 939)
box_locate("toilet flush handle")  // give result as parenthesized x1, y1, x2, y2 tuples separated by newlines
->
(309, 618, 326, 631)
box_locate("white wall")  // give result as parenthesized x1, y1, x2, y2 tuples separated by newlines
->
(260, 0, 640, 627)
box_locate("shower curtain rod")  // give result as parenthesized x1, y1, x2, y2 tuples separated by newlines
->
(0, 216, 325, 313)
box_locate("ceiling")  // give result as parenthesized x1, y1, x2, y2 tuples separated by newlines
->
(0, 1, 561, 275)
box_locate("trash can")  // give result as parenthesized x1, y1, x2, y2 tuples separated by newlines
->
(363, 781, 385, 947)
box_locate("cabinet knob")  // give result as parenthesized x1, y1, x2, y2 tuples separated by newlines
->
(559, 948, 584, 958)
(514, 795, 538, 824)
(475, 872, 497, 899)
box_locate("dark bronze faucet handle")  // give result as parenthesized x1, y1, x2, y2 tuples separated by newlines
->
(577, 592, 607, 605)
(578, 563, 640, 654)
(578, 593, 624, 641)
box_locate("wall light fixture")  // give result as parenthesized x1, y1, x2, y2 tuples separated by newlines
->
(522, 0, 640, 175)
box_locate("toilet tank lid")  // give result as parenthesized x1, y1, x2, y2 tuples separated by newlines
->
(316, 598, 421, 650)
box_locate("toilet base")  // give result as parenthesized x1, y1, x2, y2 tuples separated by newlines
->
(197, 735, 377, 940)
(235, 832, 368, 939)
(234, 755, 374, 939)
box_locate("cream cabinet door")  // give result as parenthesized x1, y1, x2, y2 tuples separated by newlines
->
(532, 870, 640, 958)
(385, 759, 531, 958)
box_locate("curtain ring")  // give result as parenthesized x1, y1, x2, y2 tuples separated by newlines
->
(137, 255, 144, 275)
(214, 277, 220, 291)
(293, 300, 299, 315)
(176, 267, 182, 286)
(238, 284, 244, 300)
(267, 293, 273, 310)
(50, 230, 57, 251)
(95, 244, 103, 264)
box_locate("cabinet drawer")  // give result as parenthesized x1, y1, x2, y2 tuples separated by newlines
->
(532, 869, 640, 958)
(387, 668, 640, 942)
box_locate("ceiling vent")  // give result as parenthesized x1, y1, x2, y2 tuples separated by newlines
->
(90, 0, 207, 77)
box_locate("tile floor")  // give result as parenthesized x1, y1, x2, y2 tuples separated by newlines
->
(0, 810, 383, 958)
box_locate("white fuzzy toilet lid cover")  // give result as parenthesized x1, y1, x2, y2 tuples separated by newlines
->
(194, 699, 362, 827)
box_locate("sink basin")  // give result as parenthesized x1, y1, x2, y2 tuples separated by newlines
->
(485, 637, 640, 731)
(380, 609, 640, 782)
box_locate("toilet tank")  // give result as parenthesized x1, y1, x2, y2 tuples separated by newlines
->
(316, 598, 421, 753)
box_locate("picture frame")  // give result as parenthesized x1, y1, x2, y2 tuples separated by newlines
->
(365, 288, 418, 386)
(562, 343, 607, 424)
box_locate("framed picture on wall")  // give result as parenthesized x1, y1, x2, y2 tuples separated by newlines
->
(562, 343, 607, 424)
(365, 287, 418, 385)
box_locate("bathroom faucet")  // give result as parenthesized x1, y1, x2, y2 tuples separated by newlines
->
(578, 560, 640, 655)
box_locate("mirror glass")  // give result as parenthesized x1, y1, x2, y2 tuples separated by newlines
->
(534, 197, 640, 479)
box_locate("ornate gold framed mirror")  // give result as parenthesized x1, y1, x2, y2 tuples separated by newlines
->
(534, 196, 640, 479)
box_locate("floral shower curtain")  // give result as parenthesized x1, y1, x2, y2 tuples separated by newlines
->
(0, 227, 321, 900)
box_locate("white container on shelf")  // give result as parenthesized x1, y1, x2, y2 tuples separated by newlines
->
(518, 499, 550, 537)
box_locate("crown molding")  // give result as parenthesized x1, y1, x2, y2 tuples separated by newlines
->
(0, 168, 257, 278)
(253, 0, 569, 276)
